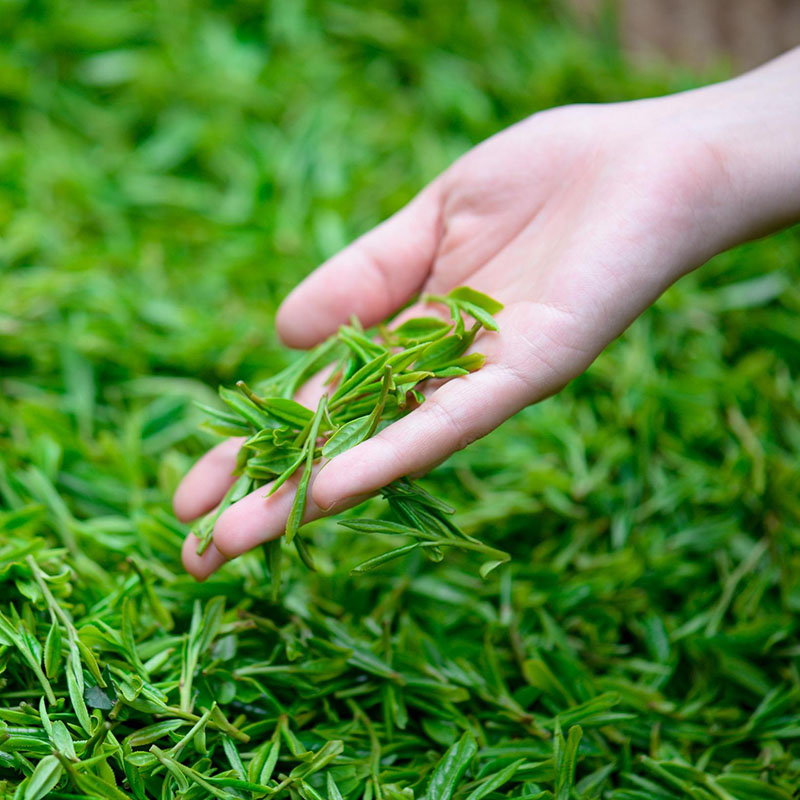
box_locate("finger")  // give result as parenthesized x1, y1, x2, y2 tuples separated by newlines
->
(310, 364, 525, 512)
(211, 463, 370, 561)
(182, 471, 369, 580)
(276, 183, 443, 349)
(212, 464, 324, 560)
(386, 296, 453, 330)
(178, 366, 341, 579)
(173, 437, 245, 522)
(311, 303, 596, 511)
(173, 366, 330, 526)
(294, 365, 334, 408)
(181, 534, 229, 582)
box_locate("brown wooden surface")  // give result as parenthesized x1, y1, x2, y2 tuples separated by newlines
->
(569, 0, 800, 71)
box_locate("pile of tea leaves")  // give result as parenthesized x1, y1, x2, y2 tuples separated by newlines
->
(195, 286, 510, 593)
(1, 1, 800, 798)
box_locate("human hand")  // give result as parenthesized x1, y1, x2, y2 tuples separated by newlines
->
(175, 48, 800, 580)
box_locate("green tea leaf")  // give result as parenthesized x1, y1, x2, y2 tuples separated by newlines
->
(327, 773, 345, 800)
(219, 386, 278, 430)
(51, 720, 77, 760)
(44, 619, 62, 680)
(266, 448, 307, 497)
(85, 683, 116, 710)
(126, 751, 160, 767)
(73, 768, 140, 799)
(330, 352, 390, 405)
(288, 739, 344, 780)
(453, 300, 499, 331)
(323, 415, 371, 459)
(463, 758, 525, 800)
(23, 755, 62, 800)
(0, 610, 56, 704)
(392, 317, 452, 343)
(350, 543, 421, 574)
(338, 519, 423, 536)
(249, 734, 281, 784)
(263, 539, 283, 603)
(294, 533, 318, 571)
(554, 724, 582, 800)
(446, 287, 504, 315)
(125, 719, 189, 748)
(66, 656, 92, 734)
(414, 332, 475, 372)
(258, 395, 315, 428)
(285, 396, 327, 544)
(713, 775, 793, 799)
(194, 402, 251, 434)
(426, 731, 478, 800)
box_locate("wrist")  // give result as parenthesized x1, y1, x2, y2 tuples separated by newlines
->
(672, 47, 800, 248)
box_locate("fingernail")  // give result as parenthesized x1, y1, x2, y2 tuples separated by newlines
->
(322, 492, 371, 513)
(322, 497, 349, 513)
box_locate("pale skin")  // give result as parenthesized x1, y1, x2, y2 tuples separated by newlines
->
(175, 47, 800, 580)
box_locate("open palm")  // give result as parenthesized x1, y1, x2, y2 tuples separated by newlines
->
(174, 84, 773, 579)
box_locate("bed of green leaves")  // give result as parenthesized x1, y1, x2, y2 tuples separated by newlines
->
(1, 2, 799, 798)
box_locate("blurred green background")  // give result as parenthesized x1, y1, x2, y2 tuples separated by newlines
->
(1, 1, 799, 797)
(0, 0, 719, 387)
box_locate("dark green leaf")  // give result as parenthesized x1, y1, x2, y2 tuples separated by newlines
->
(85, 683, 116, 710)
